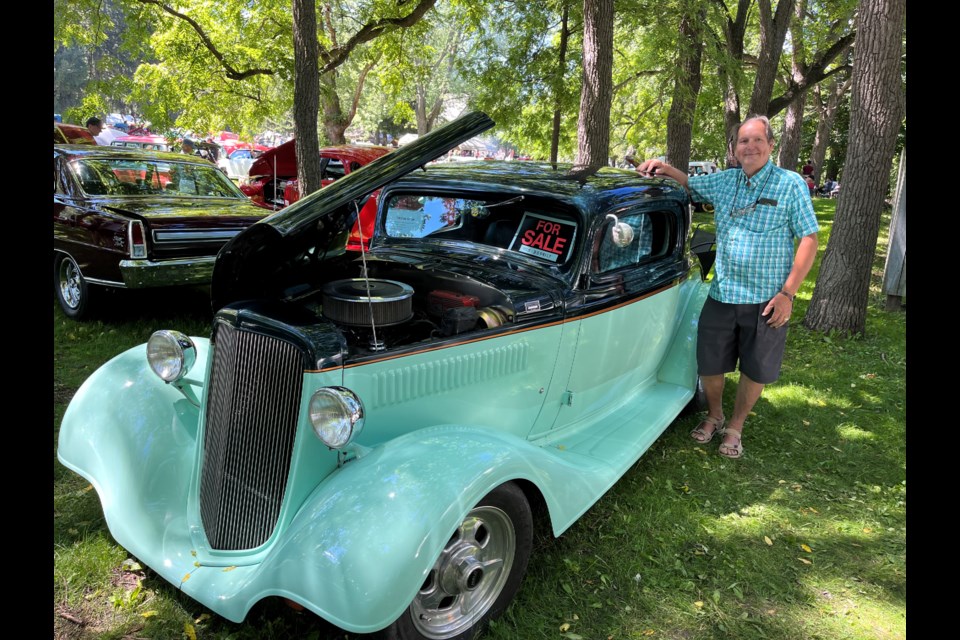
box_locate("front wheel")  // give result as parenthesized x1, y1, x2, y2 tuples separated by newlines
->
(54, 253, 93, 320)
(380, 482, 533, 640)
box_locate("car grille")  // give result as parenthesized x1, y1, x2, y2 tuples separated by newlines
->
(199, 320, 305, 550)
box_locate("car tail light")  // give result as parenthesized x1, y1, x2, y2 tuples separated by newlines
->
(129, 221, 147, 259)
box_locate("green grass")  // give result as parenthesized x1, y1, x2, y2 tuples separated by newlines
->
(53, 199, 905, 639)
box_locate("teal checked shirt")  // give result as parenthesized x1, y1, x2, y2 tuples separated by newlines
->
(688, 160, 819, 304)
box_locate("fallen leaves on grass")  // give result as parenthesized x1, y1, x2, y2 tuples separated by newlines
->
(764, 536, 773, 546)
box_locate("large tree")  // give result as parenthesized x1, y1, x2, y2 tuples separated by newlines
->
(575, 0, 614, 167)
(803, 0, 905, 335)
(292, 0, 321, 197)
(664, 1, 706, 172)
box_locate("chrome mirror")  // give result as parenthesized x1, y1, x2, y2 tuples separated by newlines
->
(606, 214, 634, 248)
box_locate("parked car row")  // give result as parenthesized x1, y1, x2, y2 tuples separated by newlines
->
(58, 112, 713, 639)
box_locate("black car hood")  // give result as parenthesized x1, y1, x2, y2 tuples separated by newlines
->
(211, 112, 495, 310)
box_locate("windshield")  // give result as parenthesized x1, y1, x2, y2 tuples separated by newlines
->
(71, 157, 246, 198)
(383, 193, 579, 267)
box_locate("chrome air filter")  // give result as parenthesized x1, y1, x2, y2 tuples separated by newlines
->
(322, 279, 415, 327)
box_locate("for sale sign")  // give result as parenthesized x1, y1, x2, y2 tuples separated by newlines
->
(509, 213, 577, 263)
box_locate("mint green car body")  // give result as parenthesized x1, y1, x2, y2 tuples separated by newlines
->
(58, 113, 712, 636)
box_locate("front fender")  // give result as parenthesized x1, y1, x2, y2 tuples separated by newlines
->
(223, 425, 618, 632)
(57, 339, 209, 574)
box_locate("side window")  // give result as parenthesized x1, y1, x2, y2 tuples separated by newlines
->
(595, 210, 673, 274)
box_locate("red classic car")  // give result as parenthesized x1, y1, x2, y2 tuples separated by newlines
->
(239, 142, 391, 250)
(54, 122, 97, 145)
(54, 145, 272, 319)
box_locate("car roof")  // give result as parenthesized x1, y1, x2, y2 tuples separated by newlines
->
(54, 144, 220, 166)
(386, 161, 689, 216)
(112, 134, 168, 143)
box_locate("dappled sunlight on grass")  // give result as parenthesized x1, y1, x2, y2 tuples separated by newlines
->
(837, 424, 877, 441)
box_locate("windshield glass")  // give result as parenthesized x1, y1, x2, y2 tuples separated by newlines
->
(383, 193, 579, 267)
(71, 157, 245, 198)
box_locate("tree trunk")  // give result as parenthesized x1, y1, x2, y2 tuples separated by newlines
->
(777, 94, 806, 172)
(320, 70, 347, 144)
(777, 0, 807, 173)
(748, 0, 795, 117)
(550, 3, 570, 165)
(292, 0, 321, 198)
(803, 0, 904, 336)
(665, 3, 705, 173)
(809, 76, 851, 182)
(416, 83, 428, 135)
(719, 0, 751, 168)
(575, 0, 614, 167)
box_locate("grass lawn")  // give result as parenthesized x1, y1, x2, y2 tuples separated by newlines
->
(53, 198, 905, 639)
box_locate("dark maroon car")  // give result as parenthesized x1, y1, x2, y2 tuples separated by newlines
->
(54, 144, 272, 319)
(239, 142, 391, 251)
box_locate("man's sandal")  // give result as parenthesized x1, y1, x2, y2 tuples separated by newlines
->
(690, 415, 725, 444)
(718, 428, 744, 459)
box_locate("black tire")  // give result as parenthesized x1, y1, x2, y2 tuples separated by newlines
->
(379, 482, 533, 640)
(54, 253, 93, 320)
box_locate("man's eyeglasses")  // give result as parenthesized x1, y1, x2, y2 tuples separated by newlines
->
(730, 202, 758, 218)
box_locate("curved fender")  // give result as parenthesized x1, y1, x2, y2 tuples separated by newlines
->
(231, 425, 619, 632)
(57, 339, 209, 571)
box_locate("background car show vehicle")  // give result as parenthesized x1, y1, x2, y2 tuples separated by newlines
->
(687, 161, 719, 213)
(54, 121, 97, 145)
(53, 145, 272, 320)
(216, 145, 268, 182)
(110, 133, 172, 152)
(58, 112, 713, 639)
(239, 141, 392, 250)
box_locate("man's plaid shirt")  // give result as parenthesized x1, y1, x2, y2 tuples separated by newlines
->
(688, 160, 819, 304)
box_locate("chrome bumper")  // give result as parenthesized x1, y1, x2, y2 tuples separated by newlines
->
(119, 256, 216, 288)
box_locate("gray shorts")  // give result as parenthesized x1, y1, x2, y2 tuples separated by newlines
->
(696, 296, 789, 384)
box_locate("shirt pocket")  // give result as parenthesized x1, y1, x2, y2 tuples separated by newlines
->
(733, 205, 789, 234)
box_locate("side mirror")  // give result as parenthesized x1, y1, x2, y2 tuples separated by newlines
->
(606, 214, 634, 248)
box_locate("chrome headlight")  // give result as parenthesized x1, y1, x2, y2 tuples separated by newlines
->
(309, 387, 365, 449)
(147, 330, 196, 383)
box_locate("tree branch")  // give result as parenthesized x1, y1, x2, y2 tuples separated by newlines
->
(319, 0, 438, 73)
(613, 69, 661, 93)
(135, 0, 274, 80)
(347, 56, 380, 125)
(767, 31, 855, 116)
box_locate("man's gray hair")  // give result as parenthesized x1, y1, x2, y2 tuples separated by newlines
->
(738, 115, 775, 143)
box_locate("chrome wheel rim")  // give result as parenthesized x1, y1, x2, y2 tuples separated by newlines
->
(411, 505, 515, 639)
(58, 257, 82, 310)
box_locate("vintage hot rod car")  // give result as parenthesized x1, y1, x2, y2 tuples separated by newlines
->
(58, 113, 712, 639)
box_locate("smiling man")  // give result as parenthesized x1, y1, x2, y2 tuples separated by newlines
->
(635, 115, 819, 459)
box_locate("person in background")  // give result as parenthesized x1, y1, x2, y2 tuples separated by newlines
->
(633, 115, 819, 459)
(86, 117, 103, 140)
(804, 173, 816, 197)
(801, 158, 815, 183)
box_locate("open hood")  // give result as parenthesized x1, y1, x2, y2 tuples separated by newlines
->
(211, 111, 495, 310)
(247, 139, 297, 177)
